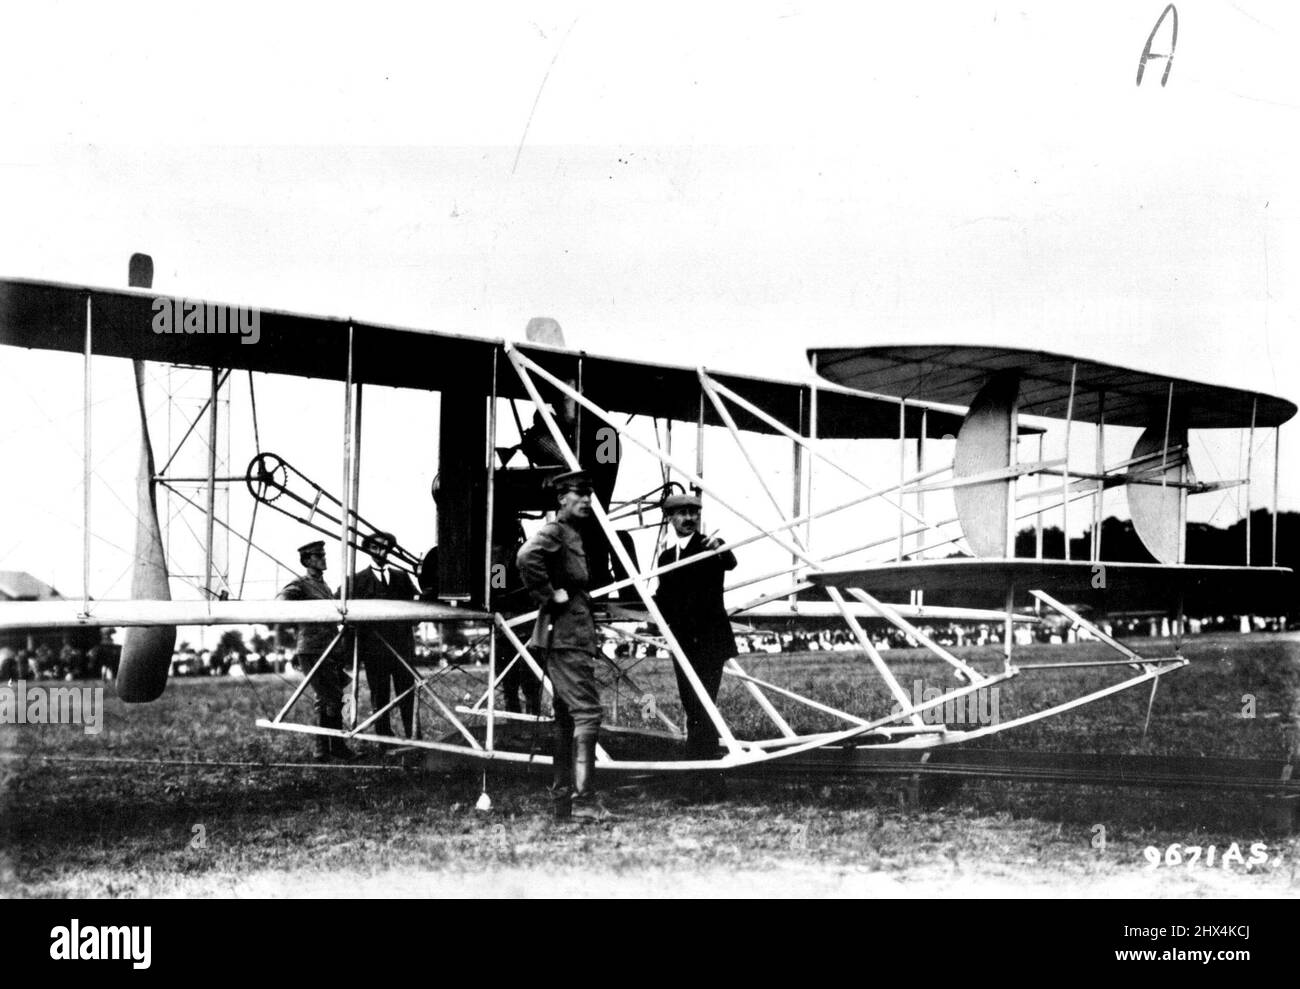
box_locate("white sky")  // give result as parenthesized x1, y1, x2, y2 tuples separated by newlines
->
(1, 2, 1298, 614)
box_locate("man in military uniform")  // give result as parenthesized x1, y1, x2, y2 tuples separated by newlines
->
(346, 531, 420, 738)
(278, 540, 355, 762)
(654, 492, 737, 800)
(516, 469, 608, 823)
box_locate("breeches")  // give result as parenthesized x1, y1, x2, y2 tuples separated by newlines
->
(544, 648, 602, 734)
(299, 651, 346, 720)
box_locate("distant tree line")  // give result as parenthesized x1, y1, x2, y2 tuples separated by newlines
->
(1013, 510, 1300, 569)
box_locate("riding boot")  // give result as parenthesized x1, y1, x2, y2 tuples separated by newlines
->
(571, 728, 615, 823)
(549, 721, 574, 822)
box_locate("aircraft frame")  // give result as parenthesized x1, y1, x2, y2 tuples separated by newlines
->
(0, 273, 1293, 773)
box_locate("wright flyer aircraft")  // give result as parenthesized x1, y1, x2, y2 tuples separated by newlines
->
(0, 265, 1293, 774)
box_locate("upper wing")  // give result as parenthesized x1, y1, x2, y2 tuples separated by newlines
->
(809, 344, 1296, 428)
(0, 275, 967, 439)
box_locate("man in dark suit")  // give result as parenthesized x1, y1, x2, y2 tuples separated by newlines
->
(653, 492, 737, 799)
(347, 531, 420, 738)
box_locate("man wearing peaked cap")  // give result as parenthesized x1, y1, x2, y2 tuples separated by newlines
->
(277, 539, 354, 762)
(547, 468, 594, 493)
(517, 464, 612, 823)
(654, 490, 737, 801)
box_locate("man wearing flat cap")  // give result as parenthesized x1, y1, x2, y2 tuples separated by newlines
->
(277, 540, 354, 762)
(346, 531, 421, 739)
(654, 492, 737, 799)
(516, 468, 609, 823)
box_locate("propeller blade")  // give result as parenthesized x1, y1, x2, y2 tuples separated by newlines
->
(117, 255, 176, 702)
(116, 361, 176, 702)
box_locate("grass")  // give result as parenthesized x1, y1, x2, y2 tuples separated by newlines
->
(2, 632, 1299, 897)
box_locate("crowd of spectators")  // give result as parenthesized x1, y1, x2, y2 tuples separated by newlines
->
(170, 640, 453, 677)
(170, 648, 291, 677)
(2, 611, 1285, 683)
(0, 637, 120, 681)
(729, 614, 1290, 655)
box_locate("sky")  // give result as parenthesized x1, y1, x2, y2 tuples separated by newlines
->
(1, 2, 1298, 619)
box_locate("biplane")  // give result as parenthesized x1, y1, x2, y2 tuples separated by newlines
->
(0, 259, 1293, 774)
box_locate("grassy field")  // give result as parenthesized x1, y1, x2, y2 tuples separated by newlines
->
(3, 632, 1299, 897)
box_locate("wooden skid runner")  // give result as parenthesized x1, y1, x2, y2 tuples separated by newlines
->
(727, 746, 1300, 794)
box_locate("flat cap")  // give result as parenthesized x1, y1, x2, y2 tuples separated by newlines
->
(362, 531, 396, 552)
(548, 469, 594, 493)
(298, 540, 326, 556)
(663, 493, 703, 512)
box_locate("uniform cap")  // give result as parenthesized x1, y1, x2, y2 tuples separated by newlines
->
(298, 540, 327, 556)
(548, 469, 594, 493)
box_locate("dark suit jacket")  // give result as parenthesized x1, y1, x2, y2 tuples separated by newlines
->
(654, 533, 738, 666)
(346, 566, 420, 659)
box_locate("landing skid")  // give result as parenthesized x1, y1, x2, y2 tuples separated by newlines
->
(256, 587, 1188, 772)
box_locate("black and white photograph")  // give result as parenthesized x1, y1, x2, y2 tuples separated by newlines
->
(1, 1, 1298, 928)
